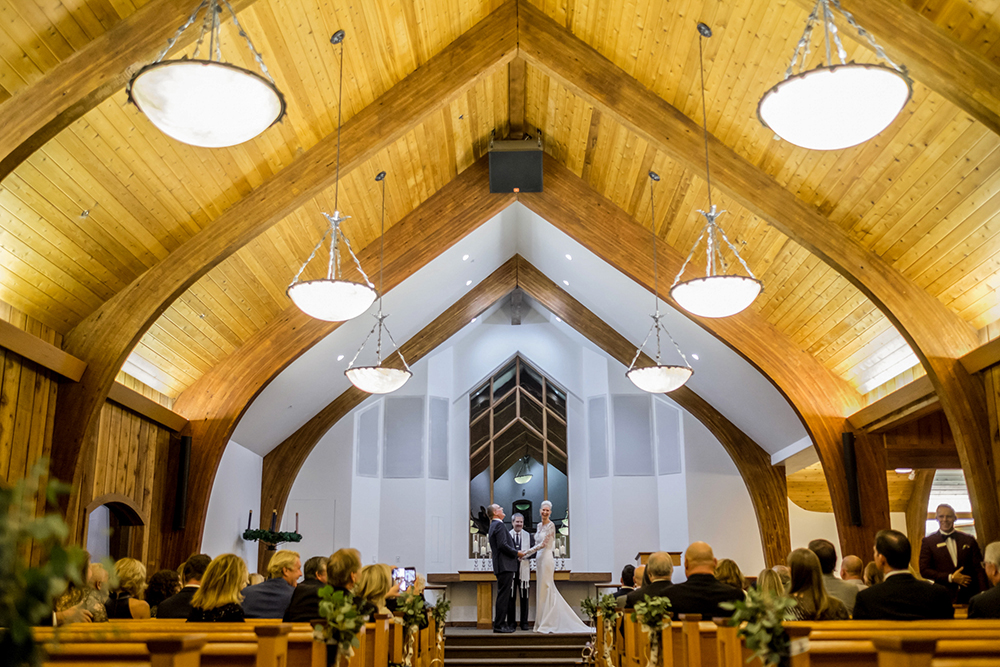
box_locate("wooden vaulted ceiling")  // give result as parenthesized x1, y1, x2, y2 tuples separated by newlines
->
(4, 0, 1000, 552)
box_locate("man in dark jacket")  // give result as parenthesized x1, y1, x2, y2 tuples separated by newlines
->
(657, 542, 743, 618)
(919, 504, 986, 604)
(242, 549, 301, 619)
(156, 554, 211, 619)
(622, 552, 673, 608)
(969, 541, 1000, 619)
(284, 556, 329, 622)
(488, 503, 523, 633)
(854, 530, 954, 620)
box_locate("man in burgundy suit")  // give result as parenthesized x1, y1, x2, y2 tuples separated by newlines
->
(919, 503, 986, 604)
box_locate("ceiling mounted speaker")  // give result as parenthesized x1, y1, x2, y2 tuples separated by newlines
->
(489, 137, 543, 193)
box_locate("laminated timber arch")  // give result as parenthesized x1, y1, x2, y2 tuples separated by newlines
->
(256, 255, 791, 571)
(159, 158, 873, 568)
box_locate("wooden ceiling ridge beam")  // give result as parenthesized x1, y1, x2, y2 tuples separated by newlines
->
(0, 0, 262, 182)
(158, 157, 515, 566)
(847, 375, 937, 432)
(789, 0, 1000, 138)
(516, 1, 999, 542)
(520, 156, 889, 559)
(49, 4, 519, 540)
(513, 256, 789, 566)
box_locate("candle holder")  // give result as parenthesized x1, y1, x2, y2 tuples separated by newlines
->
(241, 528, 303, 551)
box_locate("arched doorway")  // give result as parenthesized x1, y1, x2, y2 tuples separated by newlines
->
(85, 494, 147, 562)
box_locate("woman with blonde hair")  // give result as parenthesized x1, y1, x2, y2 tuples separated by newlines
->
(105, 557, 151, 619)
(755, 568, 785, 601)
(189, 554, 248, 622)
(864, 561, 884, 587)
(787, 548, 848, 620)
(715, 559, 748, 593)
(354, 564, 397, 616)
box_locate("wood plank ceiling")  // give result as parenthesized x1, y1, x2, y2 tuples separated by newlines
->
(2, 0, 1000, 428)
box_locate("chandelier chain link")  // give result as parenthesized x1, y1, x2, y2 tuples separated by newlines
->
(288, 224, 333, 287)
(220, 0, 278, 83)
(331, 214, 374, 288)
(155, 0, 209, 62)
(831, 0, 902, 71)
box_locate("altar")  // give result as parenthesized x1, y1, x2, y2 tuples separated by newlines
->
(427, 571, 612, 629)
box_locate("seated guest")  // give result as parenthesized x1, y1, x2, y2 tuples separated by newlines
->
(105, 557, 151, 619)
(657, 542, 744, 618)
(355, 564, 398, 616)
(968, 541, 1000, 619)
(715, 559, 747, 595)
(756, 569, 785, 601)
(863, 561, 884, 587)
(840, 555, 867, 590)
(54, 552, 107, 624)
(327, 548, 362, 595)
(787, 548, 848, 620)
(772, 565, 791, 592)
(853, 529, 954, 620)
(157, 554, 211, 619)
(622, 552, 673, 608)
(809, 539, 858, 614)
(242, 549, 301, 619)
(146, 569, 182, 617)
(633, 565, 647, 591)
(614, 564, 636, 599)
(284, 555, 329, 622)
(189, 554, 247, 622)
(249, 573, 265, 586)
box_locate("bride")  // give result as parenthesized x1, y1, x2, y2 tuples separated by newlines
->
(521, 500, 591, 633)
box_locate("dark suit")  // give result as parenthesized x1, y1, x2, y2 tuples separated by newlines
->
(507, 529, 535, 629)
(241, 577, 296, 619)
(919, 530, 986, 604)
(283, 577, 325, 622)
(488, 518, 519, 631)
(968, 583, 1000, 619)
(623, 579, 674, 609)
(156, 586, 198, 619)
(659, 574, 743, 619)
(852, 572, 955, 620)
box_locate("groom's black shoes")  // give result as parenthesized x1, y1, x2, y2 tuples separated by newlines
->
(520, 625, 531, 631)
(493, 625, 515, 633)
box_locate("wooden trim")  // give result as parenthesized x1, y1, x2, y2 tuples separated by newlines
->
(508, 57, 527, 137)
(847, 375, 936, 431)
(906, 470, 935, 570)
(0, 319, 86, 381)
(788, 0, 1000, 138)
(84, 491, 149, 526)
(961, 337, 1000, 375)
(518, 2, 997, 542)
(51, 4, 519, 543)
(107, 383, 187, 433)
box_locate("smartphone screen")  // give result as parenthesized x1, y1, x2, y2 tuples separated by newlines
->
(392, 566, 417, 593)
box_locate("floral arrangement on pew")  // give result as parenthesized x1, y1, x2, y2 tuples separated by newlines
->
(720, 587, 797, 667)
(1, 460, 88, 667)
(581, 594, 620, 667)
(315, 587, 370, 665)
(428, 596, 451, 665)
(631, 595, 672, 667)
(394, 592, 426, 667)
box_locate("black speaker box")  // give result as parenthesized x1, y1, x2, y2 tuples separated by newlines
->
(842, 432, 863, 527)
(489, 140, 543, 193)
(173, 435, 191, 530)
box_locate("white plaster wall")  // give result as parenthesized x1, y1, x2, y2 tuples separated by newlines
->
(425, 349, 454, 572)
(351, 399, 383, 564)
(203, 441, 263, 571)
(788, 498, 841, 552)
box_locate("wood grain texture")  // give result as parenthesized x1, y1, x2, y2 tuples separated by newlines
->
(515, 257, 790, 567)
(906, 470, 935, 570)
(849, 375, 936, 431)
(517, 0, 997, 541)
(159, 158, 515, 566)
(0, 317, 86, 381)
(106, 383, 187, 432)
(961, 336, 1000, 375)
(51, 5, 519, 542)
(520, 156, 888, 560)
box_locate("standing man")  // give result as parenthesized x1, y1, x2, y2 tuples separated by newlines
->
(487, 504, 523, 633)
(508, 513, 534, 630)
(919, 504, 986, 604)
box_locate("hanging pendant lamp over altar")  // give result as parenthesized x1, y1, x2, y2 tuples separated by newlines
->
(626, 170, 693, 395)
(757, 0, 912, 151)
(127, 0, 286, 147)
(345, 171, 412, 395)
(670, 23, 762, 319)
(287, 30, 377, 322)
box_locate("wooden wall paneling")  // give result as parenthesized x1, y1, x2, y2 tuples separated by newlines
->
(520, 156, 889, 560)
(515, 257, 790, 567)
(0, 310, 26, 482)
(52, 4, 519, 543)
(516, 1, 998, 542)
(882, 411, 960, 470)
(905, 470, 935, 570)
(159, 158, 515, 566)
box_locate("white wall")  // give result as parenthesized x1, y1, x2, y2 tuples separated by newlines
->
(202, 441, 263, 571)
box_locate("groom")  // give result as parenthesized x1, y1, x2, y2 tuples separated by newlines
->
(488, 504, 524, 633)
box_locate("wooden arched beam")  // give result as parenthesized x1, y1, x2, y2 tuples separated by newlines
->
(517, 2, 996, 541)
(256, 254, 789, 569)
(159, 158, 515, 565)
(521, 157, 889, 559)
(50, 5, 519, 540)
(85, 492, 148, 526)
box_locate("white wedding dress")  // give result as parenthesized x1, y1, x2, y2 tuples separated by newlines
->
(523, 520, 591, 633)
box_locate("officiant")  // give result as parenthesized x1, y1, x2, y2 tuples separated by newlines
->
(508, 513, 535, 631)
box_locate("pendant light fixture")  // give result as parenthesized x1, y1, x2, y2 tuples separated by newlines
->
(626, 171, 693, 394)
(287, 30, 377, 322)
(345, 171, 412, 395)
(127, 0, 285, 148)
(513, 456, 532, 485)
(758, 0, 912, 151)
(670, 23, 762, 320)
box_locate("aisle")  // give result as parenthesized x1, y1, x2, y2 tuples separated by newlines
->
(443, 626, 594, 667)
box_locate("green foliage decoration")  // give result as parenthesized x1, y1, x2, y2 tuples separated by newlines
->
(720, 586, 798, 667)
(581, 593, 620, 623)
(315, 587, 370, 661)
(241, 529, 302, 544)
(429, 596, 451, 626)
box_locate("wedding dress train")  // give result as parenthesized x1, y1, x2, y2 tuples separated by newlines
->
(523, 520, 591, 633)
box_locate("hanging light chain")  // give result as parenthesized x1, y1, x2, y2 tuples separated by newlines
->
(332, 31, 345, 214)
(220, 0, 278, 83)
(647, 171, 661, 315)
(831, 0, 903, 71)
(784, 1, 821, 79)
(155, 0, 209, 62)
(286, 212, 374, 289)
(326, 213, 374, 287)
(289, 224, 333, 287)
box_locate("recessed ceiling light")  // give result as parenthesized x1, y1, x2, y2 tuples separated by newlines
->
(466, 280, 472, 286)
(471, 317, 477, 323)
(562, 280, 569, 286)
(691, 353, 700, 360)
(337, 354, 344, 361)
(462, 254, 470, 261)
(565, 254, 572, 260)
(555, 317, 562, 322)
(894, 467, 914, 475)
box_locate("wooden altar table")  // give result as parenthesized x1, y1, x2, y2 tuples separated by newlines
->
(427, 571, 611, 629)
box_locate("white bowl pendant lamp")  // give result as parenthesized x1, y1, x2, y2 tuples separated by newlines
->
(127, 0, 285, 148)
(625, 170, 694, 394)
(287, 30, 377, 322)
(757, 0, 912, 151)
(670, 23, 762, 319)
(345, 171, 412, 395)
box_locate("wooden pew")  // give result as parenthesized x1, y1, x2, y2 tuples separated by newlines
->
(43, 635, 208, 667)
